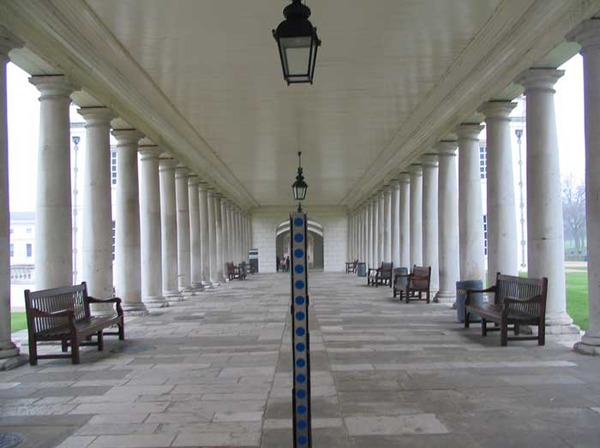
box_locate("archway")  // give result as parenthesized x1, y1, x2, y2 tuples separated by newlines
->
(275, 219, 324, 271)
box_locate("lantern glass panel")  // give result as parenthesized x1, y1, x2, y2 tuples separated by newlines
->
(280, 36, 312, 77)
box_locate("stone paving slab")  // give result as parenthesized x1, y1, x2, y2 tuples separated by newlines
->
(2, 272, 600, 447)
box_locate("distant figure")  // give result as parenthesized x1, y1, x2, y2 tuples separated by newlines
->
(276, 255, 280, 272)
(286, 256, 290, 272)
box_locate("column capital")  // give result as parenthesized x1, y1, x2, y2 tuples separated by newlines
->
(197, 181, 209, 192)
(516, 68, 564, 94)
(138, 145, 162, 159)
(399, 172, 411, 184)
(187, 174, 199, 186)
(456, 123, 484, 141)
(159, 157, 178, 171)
(478, 101, 517, 120)
(0, 26, 23, 59)
(29, 75, 78, 99)
(112, 128, 144, 145)
(436, 141, 457, 156)
(567, 19, 600, 51)
(78, 107, 115, 127)
(409, 164, 423, 176)
(383, 184, 392, 195)
(175, 165, 189, 179)
(420, 154, 439, 167)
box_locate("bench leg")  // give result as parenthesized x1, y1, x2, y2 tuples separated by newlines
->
(538, 324, 545, 346)
(501, 323, 508, 346)
(97, 331, 104, 351)
(118, 320, 125, 340)
(71, 336, 80, 365)
(28, 338, 38, 366)
(62, 339, 69, 352)
(514, 324, 520, 336)
(464, 310, 470, 328)
(481, 318, 487, 336)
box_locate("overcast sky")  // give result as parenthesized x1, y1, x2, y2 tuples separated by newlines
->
(6, 54, 586, 212)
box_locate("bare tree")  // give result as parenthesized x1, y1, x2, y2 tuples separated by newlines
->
(562, 176, 586, 255)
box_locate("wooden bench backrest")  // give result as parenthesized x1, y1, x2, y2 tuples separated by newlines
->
(25, 282, 89, 333)
(380, 262, 393, 274)
(495, 273, 548, 316)
(411, 265, 431, 289)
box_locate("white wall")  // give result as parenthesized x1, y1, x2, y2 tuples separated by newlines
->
(251, 206, 348, 273)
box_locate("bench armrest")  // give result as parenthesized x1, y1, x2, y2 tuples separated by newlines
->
(86, 296, 124, 315)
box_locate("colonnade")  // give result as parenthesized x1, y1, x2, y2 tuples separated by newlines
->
(0, 27, 252, 363)
(348, 19, 600, 352)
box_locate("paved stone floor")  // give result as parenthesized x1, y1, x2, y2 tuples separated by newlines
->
(1, 272, 600, 447)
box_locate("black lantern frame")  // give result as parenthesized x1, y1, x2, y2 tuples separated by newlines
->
(292, 152, 308, 211)
(273, 0, 321, 85)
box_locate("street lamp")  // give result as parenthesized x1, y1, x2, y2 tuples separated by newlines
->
(292, 151, 308, 212)
(273, 0, 321, 85)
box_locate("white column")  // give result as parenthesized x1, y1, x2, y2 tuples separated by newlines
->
(138, 146, 167, 308)
(457, 123, 486, 282)
(30, 75, 77, 289)
(377, 191, 385, 263)
(207, 189, 219, 284)
(382, 185, 397, 267)
(221, 199, 230, 266)
(175, 165, 193, 294)
(391, 180, 401, 267)
(113, 129, 146, 313)
(383, 186, 392, 262)
(198, 182, 211, 286)
(409, 165, 423, 266)
(214, 193, 226, 282)
(159, 157, 182, 302)
(570, 21, 600, 353)
(436, 142, 460, 303)
(370, 197, 378, 268)
(517, 68, 575, 332)
(187, 175, 203, 289)
(79, 108, 114, 313)
(0, 30, 21, 365)
(422, 154, 440, 292)
(399, 174, 410, 268)
(479, 101, 519, 285)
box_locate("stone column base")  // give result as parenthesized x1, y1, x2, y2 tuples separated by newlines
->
(165, 291, 184, 303)
(0, 354, 27, 371)
(433, 291, 455, 304)
(123, 302, 149, 316)
(574, 335, 600, 355)
(545, 313, 580, 335)
(143, 296, 169, 308)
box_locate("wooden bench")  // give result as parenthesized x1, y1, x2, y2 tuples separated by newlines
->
(226, 262, 240, 280)
(393, 265, 431, 303)
(464, 273, 548, 346)
(345, 259, 358, 274)
(367, 262, 393, 287)
(25, 282, 124, 365)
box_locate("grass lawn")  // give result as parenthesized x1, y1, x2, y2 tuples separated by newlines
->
(11, 311, 27, 333)
(566, 271, 589, 330)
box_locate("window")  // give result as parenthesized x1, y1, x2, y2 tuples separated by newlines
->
(483, 215, 488, 256)
(479, 145, 487, 180)
(26, 243, 32, 258)
(9, 244, 13, 257)
(111, 149, 117, 185)
(26, 227, 32, 234)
